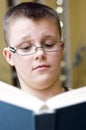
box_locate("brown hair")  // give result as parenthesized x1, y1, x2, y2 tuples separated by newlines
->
(3, 2, 61, 45)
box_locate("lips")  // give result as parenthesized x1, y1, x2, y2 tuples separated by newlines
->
(33, 65, 50, 70)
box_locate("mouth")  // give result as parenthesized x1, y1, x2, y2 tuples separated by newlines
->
(33, 65, 50, 70)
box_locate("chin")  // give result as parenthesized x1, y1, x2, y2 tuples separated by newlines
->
(34, 77, 51, 86)
(33, 82, 50, 90)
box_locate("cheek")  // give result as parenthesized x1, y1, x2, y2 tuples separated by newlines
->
(13, 56, 32, 72)
(49, 53, 62, 67)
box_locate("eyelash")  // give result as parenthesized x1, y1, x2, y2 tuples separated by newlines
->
(44, 42, 56, 48)
(18, 42, 56, 50)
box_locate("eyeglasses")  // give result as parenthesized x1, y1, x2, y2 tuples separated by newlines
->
(8, 41, 62, 56)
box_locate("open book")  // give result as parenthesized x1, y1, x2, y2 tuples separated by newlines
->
(0, 81, 86, 130)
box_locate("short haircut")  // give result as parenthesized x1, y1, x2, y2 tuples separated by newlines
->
(3, 2, 61, 45)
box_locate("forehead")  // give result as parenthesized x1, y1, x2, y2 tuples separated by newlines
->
(9, 17, 60, 45)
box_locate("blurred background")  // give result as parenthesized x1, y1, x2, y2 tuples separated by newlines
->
(0, 0, 86, 89)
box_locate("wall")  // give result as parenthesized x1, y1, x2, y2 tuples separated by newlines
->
(69, 0, 86, 88)
(0, 0, 12, 84)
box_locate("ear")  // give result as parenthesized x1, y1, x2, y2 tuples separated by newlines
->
(60, 41, 65, 57)
(3, 48, 14, 66)
(61, 41, 65, 50)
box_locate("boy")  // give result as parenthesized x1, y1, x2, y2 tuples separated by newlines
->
(3, 2, 67, 101)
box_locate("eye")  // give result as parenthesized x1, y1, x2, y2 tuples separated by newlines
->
(44, 42, 56, 48)
(19, 44, 32, 51)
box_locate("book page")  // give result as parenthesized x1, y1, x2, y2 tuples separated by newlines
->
(0, 81, 86, 114)
(0, 81, 44, 113)
(46, 86, 86, 110)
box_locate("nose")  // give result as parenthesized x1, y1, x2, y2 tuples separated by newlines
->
(34, 46, 46, 60)
(35, 46, 44, 52)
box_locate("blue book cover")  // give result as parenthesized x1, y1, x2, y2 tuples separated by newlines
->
(0, 81, 86, 130)
(0, 101, 35, 130)
(55, 101, 86, 130)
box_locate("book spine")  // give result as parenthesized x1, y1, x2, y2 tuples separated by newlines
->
(35, 112, 55, 130)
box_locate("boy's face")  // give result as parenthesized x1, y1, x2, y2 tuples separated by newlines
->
(3, 18, 64, 90)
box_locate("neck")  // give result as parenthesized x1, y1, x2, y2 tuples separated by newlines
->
(32, 85, 65, 101)
(20, 82, 65, 101)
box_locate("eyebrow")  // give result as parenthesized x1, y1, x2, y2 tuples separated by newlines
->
(12, 33, 59, 47)
(11, 35, 32, 47)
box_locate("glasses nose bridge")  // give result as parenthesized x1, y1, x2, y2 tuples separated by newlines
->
(35, 46, 44, 52)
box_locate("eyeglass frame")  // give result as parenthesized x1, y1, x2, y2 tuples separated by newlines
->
(8, 41, 62, 56)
